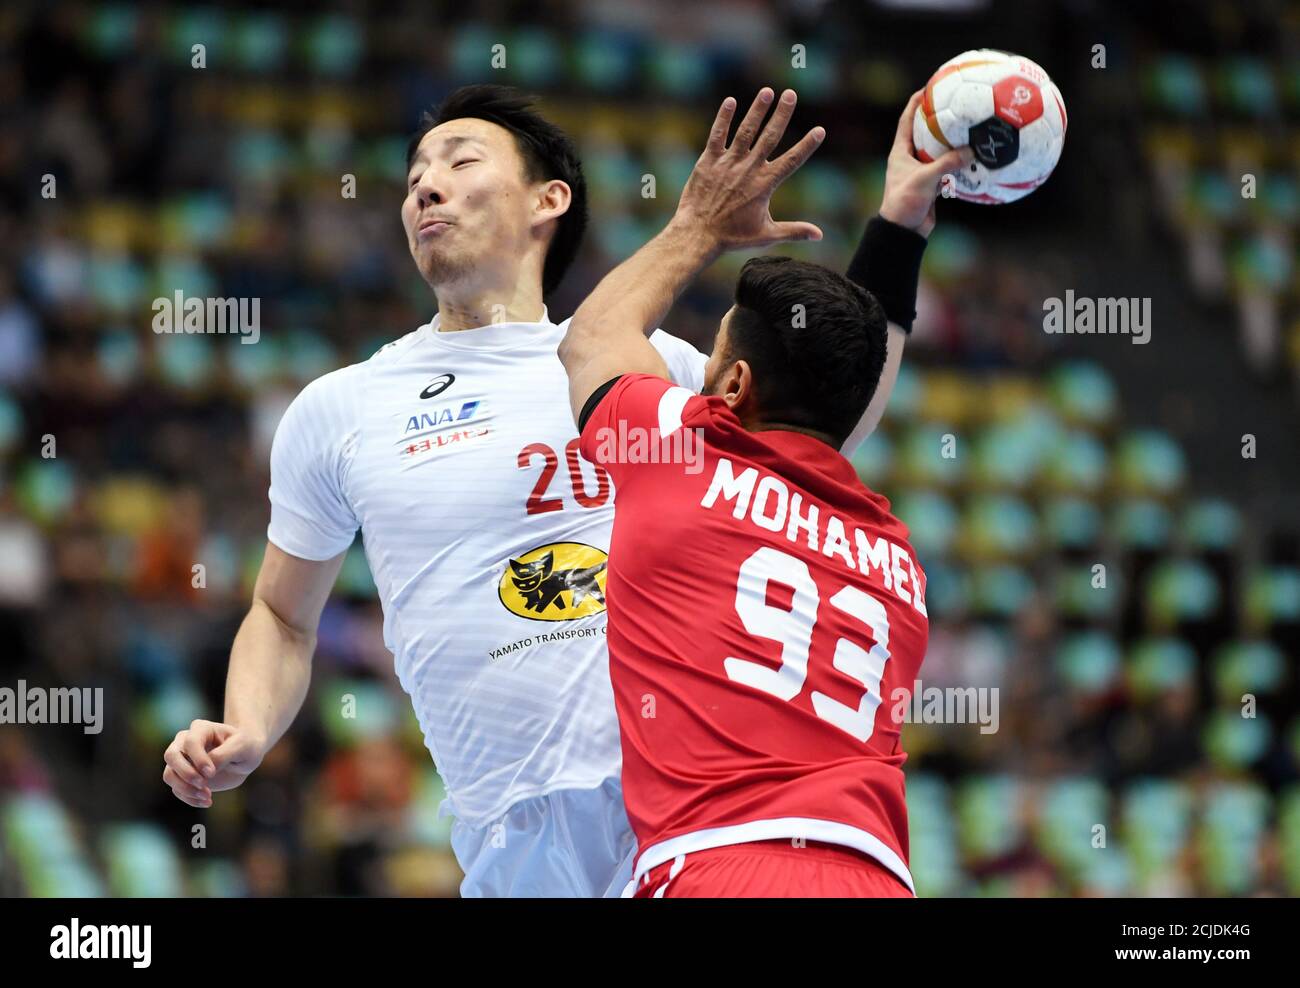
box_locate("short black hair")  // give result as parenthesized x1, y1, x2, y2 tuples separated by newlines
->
(406, 84, 588, 296)
(726, 255, 888, 447)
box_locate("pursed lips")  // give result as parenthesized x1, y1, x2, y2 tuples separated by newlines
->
(417, 217, 454, 240)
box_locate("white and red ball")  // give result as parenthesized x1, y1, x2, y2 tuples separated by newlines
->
(913, 49, 1067, 204)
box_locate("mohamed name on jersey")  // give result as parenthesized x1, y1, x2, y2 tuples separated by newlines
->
(700, 457, 928, 618)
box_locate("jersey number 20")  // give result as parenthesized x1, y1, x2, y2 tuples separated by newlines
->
(726, 546, 891, 744)
(517, 439, 610, 514)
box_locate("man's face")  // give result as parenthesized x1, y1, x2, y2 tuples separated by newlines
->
(402, 117, 539, 291)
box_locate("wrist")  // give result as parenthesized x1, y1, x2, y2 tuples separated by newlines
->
(845, 215, 928, 333)
(877, 200, 929, 239)
(664, 213, 723, 265)
(225, 718, 269, 756)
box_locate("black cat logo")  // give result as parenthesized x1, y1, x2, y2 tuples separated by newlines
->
(498, 542, 609, 621)
(508, 551, 606, 614)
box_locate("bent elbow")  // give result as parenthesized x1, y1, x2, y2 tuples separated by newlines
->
(557, 318, 592, 371)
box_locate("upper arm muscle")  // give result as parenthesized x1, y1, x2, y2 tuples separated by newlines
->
(564, 336, 669, 427)
(252, 542, 346, 637)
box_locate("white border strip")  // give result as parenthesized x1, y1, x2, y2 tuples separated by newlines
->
(656, 385, 694, 437)
(633, 817, 915, 895)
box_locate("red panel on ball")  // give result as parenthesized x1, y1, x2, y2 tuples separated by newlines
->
(992, 76, 1043, 128)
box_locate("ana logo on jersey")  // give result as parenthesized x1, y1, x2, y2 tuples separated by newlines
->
(396, 396, 491, 469)
(498, 542, 608, 621)
(420, 373, 455, 399)
(403, 401, 480, 434)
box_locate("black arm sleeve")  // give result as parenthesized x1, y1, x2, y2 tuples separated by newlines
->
(845, 216, 928, 333)
(577, 376, 624, 433)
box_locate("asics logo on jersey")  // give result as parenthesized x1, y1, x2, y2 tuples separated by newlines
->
(419, 373, 455, 399)
(498, 543, 609, 621)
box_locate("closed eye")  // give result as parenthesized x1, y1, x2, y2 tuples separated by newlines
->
(408, 158, 477, 189)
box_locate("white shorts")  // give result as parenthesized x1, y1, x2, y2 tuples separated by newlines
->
(449, 777, 637, 898)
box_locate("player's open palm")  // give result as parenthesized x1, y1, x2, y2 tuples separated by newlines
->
(675, 87, 825, 252)
(880, 90, 973, 238)
(163, 719, 265, 807)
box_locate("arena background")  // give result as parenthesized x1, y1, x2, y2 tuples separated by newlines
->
(1, 0, 1298, 898)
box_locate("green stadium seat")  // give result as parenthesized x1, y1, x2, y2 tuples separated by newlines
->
(2, 794, 104, 897)
(1055, 631, 1123, 695)
(1144, 558, 1222, 626)
(955, 775, 1023, 860)
(1211, 640, 1287, 700)
(101, 823, 184, 897)
(1042, 496, 1103, 550)
(1126, 637, 1197, 699)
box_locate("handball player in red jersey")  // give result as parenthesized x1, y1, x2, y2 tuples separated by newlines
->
(557, 87, 971, 897)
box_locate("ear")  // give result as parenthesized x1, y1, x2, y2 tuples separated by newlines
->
(532, 179, 572, 230)
(718, 359, 759, 417)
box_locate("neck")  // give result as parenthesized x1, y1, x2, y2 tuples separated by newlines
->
(751, 420, 839, 447)
(723, 398, 839, 447)
(434, 283, 546, 333)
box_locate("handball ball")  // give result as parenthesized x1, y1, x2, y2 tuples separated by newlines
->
(913, 49, 1067, 204)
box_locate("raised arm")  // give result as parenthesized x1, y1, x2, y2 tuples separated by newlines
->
(840, 91, 971, 451)
(558, 87, 825, 423)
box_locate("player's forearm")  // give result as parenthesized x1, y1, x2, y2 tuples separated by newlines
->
(840, 324, 906, 455)
(560, 219, 719, 370)
(222, 597, 315, 754)
(839, 216, 928, 453)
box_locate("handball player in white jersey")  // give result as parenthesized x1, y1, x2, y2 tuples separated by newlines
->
(160, 84, 904, 897)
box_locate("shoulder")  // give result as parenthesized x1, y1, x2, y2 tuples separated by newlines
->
(282, 362, 363, 422)
(361, 323, 426, 369)
(650, 330, 708, 391)
(602, 373, 704, 432)
(273, 357, 372, 464)
(553, 314, 703, 365)
(647, 328, 706, 363)
(285, 321, 429, 416)
(368, 323, 429, 366)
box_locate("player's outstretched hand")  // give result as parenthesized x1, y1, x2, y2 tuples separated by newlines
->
(162, 719, 266, 808)
(673, 87, 825, 253)
(880, 90, 973, 238)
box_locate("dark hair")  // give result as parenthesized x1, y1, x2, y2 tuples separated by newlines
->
(726, 255, 888, 447)
(406, 84, 588, 296)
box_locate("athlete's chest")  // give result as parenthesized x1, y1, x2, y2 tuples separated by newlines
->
(344, 351, 614, 531)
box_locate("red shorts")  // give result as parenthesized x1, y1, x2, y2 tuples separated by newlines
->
(633, 839, 915, 898)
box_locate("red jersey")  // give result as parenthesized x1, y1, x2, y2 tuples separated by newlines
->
(580, 374, 929, 892)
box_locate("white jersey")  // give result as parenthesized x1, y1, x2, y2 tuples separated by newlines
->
(267, 308, 706, 827)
